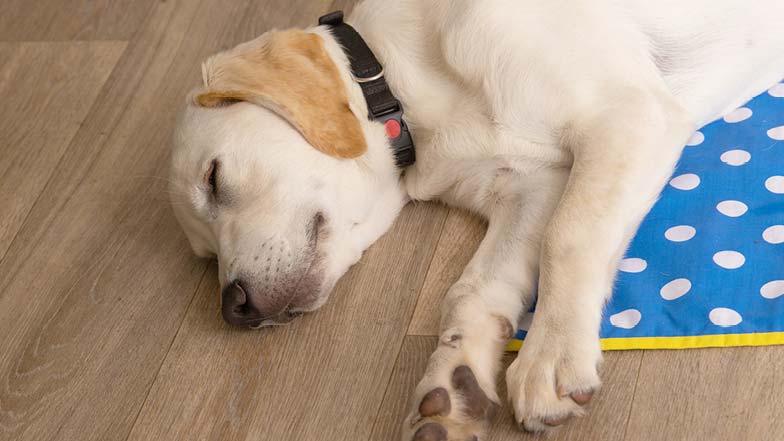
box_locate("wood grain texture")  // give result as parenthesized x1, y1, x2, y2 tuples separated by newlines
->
(1, 1, 782, 441)
(0, 1, 208, 440)
(408, 208, 486, 336)
(126, 203, 448, 441)
(370, 336, 438, 440)
(0, 0, 156, 41)
(0, 0, 204, 277)
(488, 351, 642, 441)
(0, 41, 125, 262)
(624, 347, 784, 441)
(370, 337, 643, 441)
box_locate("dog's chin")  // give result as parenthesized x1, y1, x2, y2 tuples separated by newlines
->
(246, 280, 335, 330)
(286, 283, 334, 316)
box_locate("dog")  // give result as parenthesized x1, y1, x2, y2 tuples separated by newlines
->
(169, 1, 784, 439)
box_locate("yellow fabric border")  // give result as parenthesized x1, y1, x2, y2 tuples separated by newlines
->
(505, 332, 784, 352)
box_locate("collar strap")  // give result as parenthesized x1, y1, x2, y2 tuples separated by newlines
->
(319, 11, 416, 168)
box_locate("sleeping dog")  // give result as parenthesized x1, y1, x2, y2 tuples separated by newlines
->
(169, 1, 784, 439)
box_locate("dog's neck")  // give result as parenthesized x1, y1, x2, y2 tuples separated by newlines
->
(309, 25, 401, 177)
(317, 12, 416, 170)
(301, 26, 409, 270)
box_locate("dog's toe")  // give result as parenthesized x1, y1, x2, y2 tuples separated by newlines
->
(506, 332, 602, 434)
(405, 364, 496, 441)
(419, 387, 451, 417)
(451, 365, 498, 421)
(412, 422, 448, 441)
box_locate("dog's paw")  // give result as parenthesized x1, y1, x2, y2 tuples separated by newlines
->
(403, 364, 497, 441)
(402, 323, 507, 441)
(505, 331, 602, 433)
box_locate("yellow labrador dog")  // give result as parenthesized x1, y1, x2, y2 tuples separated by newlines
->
(170, 1, 784, 439)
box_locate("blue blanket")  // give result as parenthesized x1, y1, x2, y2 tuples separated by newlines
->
(511, 81, 784, 351)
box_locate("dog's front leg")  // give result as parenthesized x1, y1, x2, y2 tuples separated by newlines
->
(506, 91, 695, 432)
(402, 164, 568, 441)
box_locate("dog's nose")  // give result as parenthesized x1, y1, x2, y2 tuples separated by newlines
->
(221, 279, 301, 327)
(221, 279, 261, 326)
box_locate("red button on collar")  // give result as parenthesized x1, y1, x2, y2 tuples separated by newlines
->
(384, 119, 401, 139)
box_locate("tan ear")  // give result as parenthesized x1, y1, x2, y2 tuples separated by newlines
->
(194, 29, 366, 159)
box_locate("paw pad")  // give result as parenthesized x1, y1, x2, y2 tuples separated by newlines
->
(413, 422, 448, 441)
(452, 365, 498, 421)
(409, 365, 497, 441)
(419, 387, 451, 417)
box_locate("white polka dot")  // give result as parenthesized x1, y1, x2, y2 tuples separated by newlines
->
(664, 225, 696, 242)
(709, 308, 742, 327)
(768, 126, 784, 140)
(763, 225, 784, 244)
(669, 174, 700, 190)
(685, 131, 704, 146)
(766, 176, 784, 194)
(761, 281, 784, 299)
(769, 83, 784, 98)
(720, 149, 751, 166)
(619, 258, 647, 273)
(610, 309, 642, 329)
(660, 278, 692, 300)
(723, 107, 752, 123)
(712, 250, 745, 269)
(716, 200, 748, 217)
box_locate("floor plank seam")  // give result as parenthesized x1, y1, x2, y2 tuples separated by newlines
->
(42, 233, 138, 440)
(115, 0, 160, 44)
(403, 206, 451, 337)
(0, 0, 206, 271)
(3, 2, 210, 426)
(0, 41, 131, 269)
(368, 208, 449, 438)
(0, 39, 132, 44)
(620, 351, 646, 441)
(121, 263, 210, 441)
(406, 331, 442, 337)
(367, 334, 411, 440)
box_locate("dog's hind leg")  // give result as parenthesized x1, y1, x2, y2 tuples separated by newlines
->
(402, 164, 568, 441)
(506, 89, 695, 433)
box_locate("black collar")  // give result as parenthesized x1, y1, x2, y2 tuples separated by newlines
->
(318, 11, 416, 168)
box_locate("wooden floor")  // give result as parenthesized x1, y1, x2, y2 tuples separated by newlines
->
(1, 1, 782, 440)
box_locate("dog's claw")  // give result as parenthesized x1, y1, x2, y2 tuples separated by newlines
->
(542, 414, 571, 427)
(570, 390, 594, 405)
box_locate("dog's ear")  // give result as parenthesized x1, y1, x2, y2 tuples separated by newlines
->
(195, 29, 366, 159)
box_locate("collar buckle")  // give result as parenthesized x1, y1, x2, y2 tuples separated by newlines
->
(318, 10, 416, 169)
(353, 69, 385, 83)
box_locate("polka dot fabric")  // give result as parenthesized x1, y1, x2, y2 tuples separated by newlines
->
(511, 81, 784, 351)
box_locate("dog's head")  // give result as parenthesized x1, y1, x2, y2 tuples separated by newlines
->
(170, 28, 406, 328)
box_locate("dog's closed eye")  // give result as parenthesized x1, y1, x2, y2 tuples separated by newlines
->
(204, 159, 219, 197)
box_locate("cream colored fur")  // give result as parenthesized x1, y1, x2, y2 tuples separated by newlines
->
(170, 0, 784, 438)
